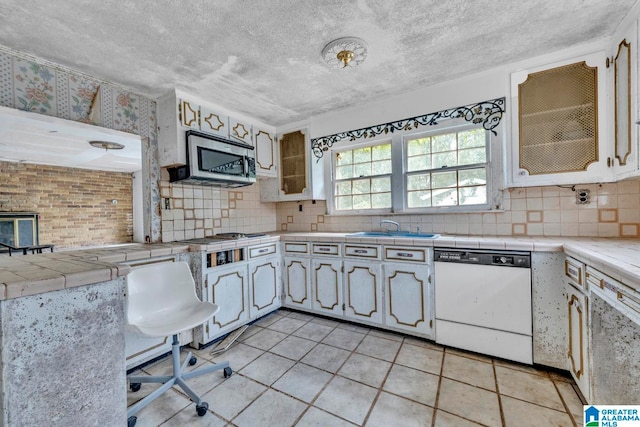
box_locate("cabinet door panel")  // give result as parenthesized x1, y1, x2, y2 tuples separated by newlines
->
(229, 117, 253, 146)
(249, 257, 280, 318)
(200, 106, 229, 138)
(311, 259, 342, 316)
(284, 257, 311, 309)
(255, 129, 277, 177)
(567, 285, 590, 400)
(179, 99, 199, 129)
(344, 261, 382, 323)
(209, 267, 248, 332)
(384, 266, 432, 336)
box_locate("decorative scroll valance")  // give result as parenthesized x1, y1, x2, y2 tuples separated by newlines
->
(311, 97, 506, 159)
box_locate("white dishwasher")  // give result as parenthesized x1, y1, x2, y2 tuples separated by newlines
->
(434, 249, 533, 364)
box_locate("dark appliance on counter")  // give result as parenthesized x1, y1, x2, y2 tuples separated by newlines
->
(168, 131, 256, 187)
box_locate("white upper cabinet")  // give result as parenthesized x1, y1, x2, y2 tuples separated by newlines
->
(254, 129, 277, 177)
(609, 18, 639, 180)
(260, 128, 325, 201)
(157, 89, 275, 171)
(509, 51, 611, 187)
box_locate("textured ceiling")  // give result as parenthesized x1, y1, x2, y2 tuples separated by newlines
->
(0, 0, 637, 126)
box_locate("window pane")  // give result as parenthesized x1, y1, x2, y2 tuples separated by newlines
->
(459, 186, 487, 205)
(354, 163, 372, 177)
(407, 155, 431, 172)
(458, 147, 486, 165)
(372, 192, 392, 209)
(458, 129, 485, 149)
(352, 179, 371, 194)
(407, 138, 430, 156)
(353, 194, 371, 209)
(335, 165, 352, 180)
(407, 173, 430, 191)
(408, 190, 431, 208)
(432, 133, 457, 152)
(336, 181, 351, 195)
(353, 147, 371, 163)
(431, 171, 457, 189)
(433, 188, 458, 206)
(372, 160, 392, 175)
(336, 151, 352, 166)
(432, 151, 457, 168)
(372, 144, 391, 160)
(371, 177, 391, 192)
(459, 168, 487, 186)
(336, 196, 352, 210)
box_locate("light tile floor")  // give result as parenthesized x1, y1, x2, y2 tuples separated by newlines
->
(127, 309, 585, 427)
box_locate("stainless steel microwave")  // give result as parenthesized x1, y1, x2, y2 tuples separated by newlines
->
(168, 131, 256, 187)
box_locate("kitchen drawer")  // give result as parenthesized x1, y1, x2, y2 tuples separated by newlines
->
(565, 257, 585, 289)
(587, 266, 640, 325)
(312, 243, 341, 257)
(344, 244, 380, 259)
(384, 246, 428, 263)
(248, 243, 278, 259)
(283, 242, 309, 255)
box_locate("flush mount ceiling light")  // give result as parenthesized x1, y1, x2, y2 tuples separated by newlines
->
(88, 140, 125, 150)
(322, 37, 368, 69)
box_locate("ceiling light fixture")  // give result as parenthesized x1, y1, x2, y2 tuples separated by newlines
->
(322, 37, 368, 69)
(88, 140, 125, 151)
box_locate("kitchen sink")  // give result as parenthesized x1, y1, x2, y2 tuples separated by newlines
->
(346, 231, 440, 239)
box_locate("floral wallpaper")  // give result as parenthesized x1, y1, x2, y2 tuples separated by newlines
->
(0, 48, 162, 242)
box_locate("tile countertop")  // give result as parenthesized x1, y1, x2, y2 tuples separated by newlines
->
(0, 234, 638, 300)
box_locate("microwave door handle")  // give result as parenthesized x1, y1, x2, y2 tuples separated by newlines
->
(244, 157, 249, 177)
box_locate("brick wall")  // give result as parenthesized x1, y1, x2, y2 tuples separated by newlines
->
(0, 161, 133, 247)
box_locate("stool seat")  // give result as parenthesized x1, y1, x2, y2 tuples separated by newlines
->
(128, 301, 219, 338)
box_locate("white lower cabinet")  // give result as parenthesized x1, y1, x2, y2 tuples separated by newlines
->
(564, 256, 591, 401)
(206, 263, 249, 338)
(282, 240, 432, 337)
(284, 256, 311, 309)
(383, 246, 433, 338)
(194, 241, 282, 348)
(344, 260, 383, 324)
(311, 258, 343, 316)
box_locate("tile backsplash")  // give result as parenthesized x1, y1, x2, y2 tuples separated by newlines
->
(159, 179, 277, 241)
(275, 179, 640, 238)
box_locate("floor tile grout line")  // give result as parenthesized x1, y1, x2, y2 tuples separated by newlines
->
(492, 358, 507, 427)
(429, 345, 446, 427)
(550, 379, 580, 427)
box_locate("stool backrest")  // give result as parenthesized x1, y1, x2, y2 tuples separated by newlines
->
(126, 261, 200, 325)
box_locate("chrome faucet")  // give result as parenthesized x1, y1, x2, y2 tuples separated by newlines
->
(380, 220, 400, 232)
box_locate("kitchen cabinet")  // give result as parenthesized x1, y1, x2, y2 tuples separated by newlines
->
(254, 129, 277, 177)
(229, 116, 253, 146)
(509, 52, 611, 186)
(343, 244, 383, 324)
(157, 89, 276, 170)
(158, 90, 230, 167)
(260, 128, 325, 201)
(383, 246, 433, 337)
(609, 19, 639, 180)
(247, 243, 281, 318)
(283, 242, 312, 310)
(311, 243, 342, 316)
(564, 256, 591, 401)
(205, 262, 249, 340)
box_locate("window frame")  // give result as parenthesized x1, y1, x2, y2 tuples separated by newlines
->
(325, 117, 503, 216)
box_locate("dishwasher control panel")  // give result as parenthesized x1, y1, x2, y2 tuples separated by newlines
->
(434, 249, 530, 268)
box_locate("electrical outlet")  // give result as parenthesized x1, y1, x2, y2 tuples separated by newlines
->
(576, 189, 590, 205)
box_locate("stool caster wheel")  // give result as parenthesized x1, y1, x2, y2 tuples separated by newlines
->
(130, 383, 141, 392)
(196, 402, 209, 416)
(188, 356, 197, 366)
(223, 367, 233, 378)
(127, 415, 137, 427)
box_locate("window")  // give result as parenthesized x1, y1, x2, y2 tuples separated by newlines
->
(327, 121, 500, 215)
(333, 142, 392, 211)
(406, 128, 488, 208)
